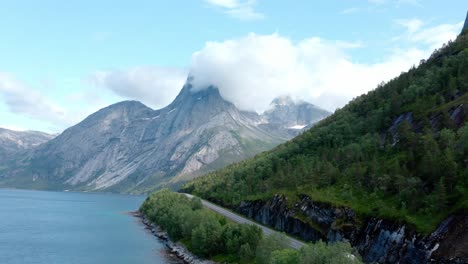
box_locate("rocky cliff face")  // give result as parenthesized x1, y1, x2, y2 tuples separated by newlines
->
(236, 195, 467, 264)
(0, 82, 329, 193)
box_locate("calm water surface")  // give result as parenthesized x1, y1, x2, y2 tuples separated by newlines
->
(0, 188, 181, 264)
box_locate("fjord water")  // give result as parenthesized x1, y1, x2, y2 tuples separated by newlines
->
(0, 189, 179, 264)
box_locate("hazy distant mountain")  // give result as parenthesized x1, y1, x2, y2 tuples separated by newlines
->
(261, 96, 331, 137)
(0, 82, 330, 193)
(0, 128, 54, 161)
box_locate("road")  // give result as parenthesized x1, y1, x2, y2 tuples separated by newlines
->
(183, 193, 305, 250)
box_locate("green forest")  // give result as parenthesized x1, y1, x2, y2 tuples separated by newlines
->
(183, 31, 468, 234)
(140, 190, 362, 263)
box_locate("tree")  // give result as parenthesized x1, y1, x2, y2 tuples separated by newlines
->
(419, 132, 441, 183)
(256, 233, 289, 264)
(456, 123, 468, 157)
(299, 241, 362, 264)
(440, 148, 458, 192)
(191, 197, 203, 210)
(434, 177, 448, 212)
(191, 225, 208, 256)
(191, 216, 223, 256)
(239, 243, 254, 263)
(439, 128, 456, 149)
(271, 249, 300, 264)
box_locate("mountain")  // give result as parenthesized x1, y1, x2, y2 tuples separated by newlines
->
(261, 96, 331, 137)
(0, 82, 329, 193)
(183, 27, 468, 263)
(0, 128, 54, 161)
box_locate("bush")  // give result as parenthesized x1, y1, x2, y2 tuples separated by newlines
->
(271, 249, 300, 264)
(298, 241, 362, 264)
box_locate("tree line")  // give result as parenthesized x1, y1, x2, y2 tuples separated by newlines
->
(140, 190, 362, 263)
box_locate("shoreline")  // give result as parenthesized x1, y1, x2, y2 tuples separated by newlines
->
(131, 211, 216, 264)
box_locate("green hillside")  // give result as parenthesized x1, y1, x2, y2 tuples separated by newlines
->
(183, 32, 468, 234)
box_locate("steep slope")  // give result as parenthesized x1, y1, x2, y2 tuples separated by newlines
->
(0, 82, 327, 193)
(463, 10, 468, 33)
(0, 128, 54, 162)
(183, 27, 468, 263)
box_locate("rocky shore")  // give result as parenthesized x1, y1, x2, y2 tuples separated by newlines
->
(131, 211, 216, 264)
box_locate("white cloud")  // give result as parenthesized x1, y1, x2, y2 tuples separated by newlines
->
(396, 18, 424, 33)
(204, 0, 264, 21)
(0, 73, 67, 125)
(2, 18, 462, 133)
(341, 7, 360, 14)
(188, 20, 462, 112)
(405, 22, 463, 50)
(87, 67, 189, 109)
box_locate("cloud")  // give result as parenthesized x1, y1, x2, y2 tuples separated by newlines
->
(395, 19, 463, 50)
(341, 7, 360, 14)
(405, 22, 463, 50)
(87, 20, 460, 114)
(188, 20, 462, 112)
(0, 73, 67, 125)
(396, 18, 423, 33)
(87, 67, 189, 109)
(204, 0, 264, 21)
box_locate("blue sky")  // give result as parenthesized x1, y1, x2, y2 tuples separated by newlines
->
(0, 0, 466, 133)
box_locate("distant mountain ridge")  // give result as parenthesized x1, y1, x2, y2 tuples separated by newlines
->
(0, 128, 54, 161)
(0, 81, 330, 193)
(261, 95, 331, 137)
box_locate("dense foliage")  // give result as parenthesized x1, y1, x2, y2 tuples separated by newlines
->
(256, 234, 361, 264)
(140, 189, 262, 259)
(269, 241, 362, 264)
(140, 190, 361, 263)
(183, 33, 468, 233)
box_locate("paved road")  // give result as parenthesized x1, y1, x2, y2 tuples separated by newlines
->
(183, 193, 305, 250)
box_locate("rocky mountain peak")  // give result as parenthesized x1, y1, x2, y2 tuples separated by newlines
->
(0, 80, 330, 193)
(106, 100, 148, 109)
(271, 95, 296, 106)
(264, 96, 331, 128)
(171, 83, 225, 106)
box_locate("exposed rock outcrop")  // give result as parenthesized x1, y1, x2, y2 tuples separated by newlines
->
(236, 195, 467, 264)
